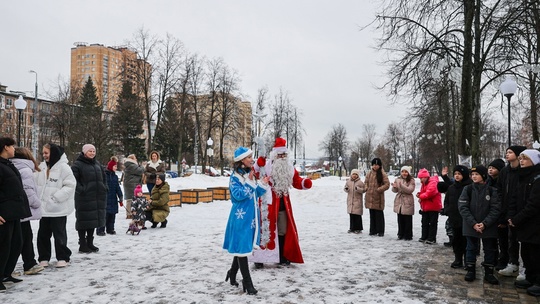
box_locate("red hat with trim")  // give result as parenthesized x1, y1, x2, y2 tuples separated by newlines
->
(273, 137, 288, 154)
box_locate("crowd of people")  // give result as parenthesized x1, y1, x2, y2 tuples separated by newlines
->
(0, 137, 170, 293)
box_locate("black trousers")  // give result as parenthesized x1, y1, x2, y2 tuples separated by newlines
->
(397, 214, 413, 239)
(421, 211, 439, 242)
(522, 242, 540, 285)
(97, 213, 117, 234)
(20, 221, 38, 271)
(369, 209, 385, 235)
(349, 214, 363, 231)
(452, 226, 467, 258)
(0, 219, 22, 278)
(37, 216, 71, 262)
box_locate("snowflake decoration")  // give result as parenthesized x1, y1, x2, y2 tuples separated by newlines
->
(235, 208, 246, 219)
(251, 218, 256, 229)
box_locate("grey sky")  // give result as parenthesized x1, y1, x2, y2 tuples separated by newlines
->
(1, 1, 408, 159)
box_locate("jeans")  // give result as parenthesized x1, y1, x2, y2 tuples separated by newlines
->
(37, 216, 71, 262)
(465, 237, 497, 266)
(20, 221, 38, 271)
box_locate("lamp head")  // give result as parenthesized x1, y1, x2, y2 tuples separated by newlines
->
(15, 95, 27, 110)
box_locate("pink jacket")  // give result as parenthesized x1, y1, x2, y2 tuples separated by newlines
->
(418, 176, 442, 212)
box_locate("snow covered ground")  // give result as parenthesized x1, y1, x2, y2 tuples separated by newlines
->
(3, 174, 454, 303)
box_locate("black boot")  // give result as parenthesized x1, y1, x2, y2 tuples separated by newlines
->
(225, 257, 239, 287)
(238, 257, 257, 295)
(483, 265, 499, 285)
(160, 220, 167, 228)
(450, 254, 463, 269)
(151, 221, 158, 228)
(278, 235, 290, 265)
(78, 231, 91, 253)
(464, 264, 476, 282)
(87, 235, 99, 252)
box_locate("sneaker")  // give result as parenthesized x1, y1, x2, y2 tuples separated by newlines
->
(11, 271, 22, 277)
(0, 282, 5, 293)
(56, 260, 69, 268)
(418, 238, 426, 243)
(516, 267, 526, 281)
(425, 240, 436, 245)
(24, 265, 45, 275)
(347, 230, 353, 233)
(38, 261, 49, 268)
(353, 230, 362, 234)
(498, 264, 518, 277)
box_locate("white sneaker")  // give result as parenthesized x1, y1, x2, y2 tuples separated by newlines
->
(24, 265, 45, 275)
(38, 261, 49, 268)
(498, 263, 519, 276)
(55, 260, 68, 268)
(516, 267, 526, 281)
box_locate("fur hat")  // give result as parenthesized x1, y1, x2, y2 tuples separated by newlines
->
(507, 145, 527, 157)
(234, 146, 253, 162)
(520, 149, 540, 165)
(272, 137, 288, 154)
(488, 159, 505, 172)
(82, 144, 96, 154)
(351, 169, 360, 176)
(418, 168, 430, 178)
(453, 165, 470, 180)
(107, 159, 117, 171)
(134, 184, 143, 196)
(400, 166, 412, 176)
(471, 165, 488, 181)
(371, 158, 382, 166)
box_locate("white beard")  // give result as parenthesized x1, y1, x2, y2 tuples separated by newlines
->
(271, 158, 293, 197)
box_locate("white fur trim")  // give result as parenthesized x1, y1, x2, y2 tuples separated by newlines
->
(273, 146, 288, 154)
(234, 149, 252, 162)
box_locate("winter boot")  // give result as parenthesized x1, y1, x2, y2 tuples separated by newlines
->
(87, 235, 99, 252)
(78, 237, 91, 253)
(450, 254, 463, 269)
(225, 257, 239, 287)
(483, 265, 499, 285)
(278, 235, 290, 265)
(238, 257, 257, 295)
(151, 221, 158, 228)
(160, 220, 167, 228)
(464, 264, 476, 282)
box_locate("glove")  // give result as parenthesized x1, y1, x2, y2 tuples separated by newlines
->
(119, 201, 124, 207)
(257, 157, 266, 167)
(303, 178, 312, 189)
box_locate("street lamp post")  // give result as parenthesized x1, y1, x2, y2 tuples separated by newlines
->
(29, 70, 38, 158)
(338, 156, 343, 180)
(207, 137, 214, 168)
(500, 77, 518, 147)
(15, 96, 27, 147)
(397, 150, 402, 168)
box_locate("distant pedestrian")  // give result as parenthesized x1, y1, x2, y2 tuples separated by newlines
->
(459, 165, 500, 284)
(343, 169, 365, 234)
(416, 168, 442, 244)
(364, 158, 390, 237)
(392, 166, 415, 241)
(96, 157, 123, 236)
(144, 151, 165, 194)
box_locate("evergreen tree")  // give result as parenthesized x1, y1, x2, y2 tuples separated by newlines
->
(154, 96, 184, 164)
(113, 81, 146, 158)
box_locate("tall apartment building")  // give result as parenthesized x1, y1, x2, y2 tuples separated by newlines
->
(70, 42, 147, 111)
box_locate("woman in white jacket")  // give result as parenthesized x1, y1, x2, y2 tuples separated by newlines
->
(34, 144, 76, 268)
(12, 147, 43, 275)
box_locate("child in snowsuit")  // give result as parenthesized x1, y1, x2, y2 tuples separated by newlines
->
(417, 168, 442, 244)
(130, 185, 149, 232)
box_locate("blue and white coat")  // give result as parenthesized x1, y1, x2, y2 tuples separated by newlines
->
(223, 169, 268, 256)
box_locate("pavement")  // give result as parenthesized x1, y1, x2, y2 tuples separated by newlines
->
(404, 241, 540, 303)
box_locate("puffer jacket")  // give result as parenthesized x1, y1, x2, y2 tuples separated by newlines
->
(34, 153, 76, 217)
(105, 169, 123, 214)
(12, 158, 41, 222)
(418, 176, 442, 212)
(149, 182, 170, 222)
(442, 178, 472, 230)
(343, 176, 364, 215)
(458, 183, 500, 238)
(392, 177, 416, 215)
(0, 157, 31, 221)
(72, 153, 107, 230)
(123, 158, 144, 199)
(508, 164, 540, 244)
(364, 169, 390, 210)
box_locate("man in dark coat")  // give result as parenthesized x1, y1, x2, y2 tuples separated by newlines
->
(71, 144, 107, 253)
(0, 137, 31, 292)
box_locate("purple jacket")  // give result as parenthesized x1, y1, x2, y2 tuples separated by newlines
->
(11, 158, 42, 222)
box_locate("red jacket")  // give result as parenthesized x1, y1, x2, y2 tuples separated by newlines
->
(418, 176, 442, 212)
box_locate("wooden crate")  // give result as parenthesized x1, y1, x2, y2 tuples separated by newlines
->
(207, 187, 230, 201)
(179, 189, 214, 204)
(307, 172, 321, 180)
(142, 192, 182, 207)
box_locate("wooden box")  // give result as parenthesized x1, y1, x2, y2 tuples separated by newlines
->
(179, 189, 214, 204)
(207, 187, 230, 201)
(142, 192, 182, 207)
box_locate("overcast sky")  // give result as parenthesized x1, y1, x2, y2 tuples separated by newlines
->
(1, 0, 408, 159)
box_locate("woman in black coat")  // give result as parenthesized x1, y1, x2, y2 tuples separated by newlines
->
(71, 144, 107, 254)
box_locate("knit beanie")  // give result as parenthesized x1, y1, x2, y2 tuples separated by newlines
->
(82, 144, 96, 154)
(107, 159, 117, 171)
(351, 169, 360, 176)
(371, 158, 382, 166)
(488, 159, 505, 172)
(156, 172, 166, 182)
(520, 149, 540, 165)
(471, 165, 488, 181)
(417, 168, 430, 178)
(507, 145, 527, 157)
(400, 166, 412, 176)
(453, 165, 470, 180)
(134, 184, 143, 196)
